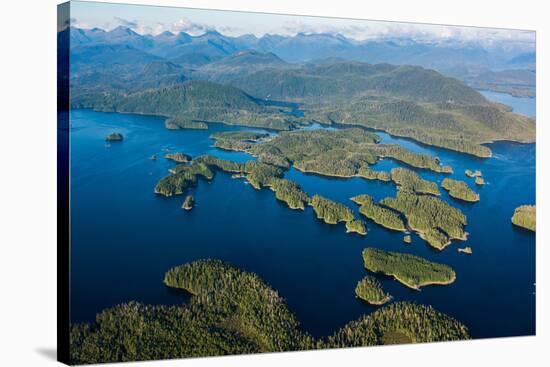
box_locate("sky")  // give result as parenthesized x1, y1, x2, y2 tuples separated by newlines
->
(69, 0, 535, 48)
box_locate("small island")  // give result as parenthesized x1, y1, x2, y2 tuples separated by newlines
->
(475, 176, 485, 185)
(355, 275, 392, 305)
(362, 248, 456, 290)
(165, 152, 191, 163)
(511, 205, 536, 232)
(465, 169, 482, 178)
(105, 132, 123, 142)
(441, 178, 480, 202)
(182, 195, 195, 210)
(403, 235, 412, 244)
(351, 194, 406, 231)
(346, 220, 367, 235)
(458, 247, 472, 255)
(150, 154, 157, 161)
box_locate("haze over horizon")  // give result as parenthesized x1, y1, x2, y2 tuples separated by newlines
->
(66, 0, 535, 50)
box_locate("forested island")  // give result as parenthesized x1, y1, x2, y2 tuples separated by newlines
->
(325, 302, 469, 347)
(165, 152, 191, 163)
(154, 161, 213, 196)
(69, 259, 469, 364)
(351, 194, 406, 231)
(310, 195, 356, 225)
(511, 205, 536, 232)
(362, 248, 456, 290)
(441, 178, 480, 202)
(154, 154, 379, 234)
(355, 275, 392, 305)
(381, 191, 468, 250)
(346, 220, 368, 235)
(193, 155, 310, 210)
(391, 168, 440, 195)
(153, 150, 468, 246)
(211, 128, 452, 177)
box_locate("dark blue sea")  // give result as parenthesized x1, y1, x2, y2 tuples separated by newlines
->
(70, 97, 535, 340)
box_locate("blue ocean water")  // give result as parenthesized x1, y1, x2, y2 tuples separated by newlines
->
(70, 108, 535, 340)
(480, 90, 536, 118)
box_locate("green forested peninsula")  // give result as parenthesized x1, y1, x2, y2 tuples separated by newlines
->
(381, 191, 468, 250)
(346, 219, 368, 235)
(325, 302, 469, 347)
(355, 275, 392, 305)
(351, 194, 406, 231)
(164, 152, 191, 163)
(154, 162, 214, 196)
(70, 260, 314, 364)
(391, 168, 440, 195)
(362, 248, 456, 290)
(189, 156, 309, 209)
(357, 167, 392, 181)
(441, 178, 480, 202)
(230, 62, 534, 157)
(211, 128, 452, 176)
(267, 178, 310, 210)
(70, 260, 469, 364)
(72, 80, 297, 131)
(159, 155, 368, 233)
(511, 205, 536, 232)
(212, 131, 271, 152)
(310, 195, 355, 224)
(165, 117, 208, 130)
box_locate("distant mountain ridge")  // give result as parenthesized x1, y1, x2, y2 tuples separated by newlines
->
(69, 26, 533, 71)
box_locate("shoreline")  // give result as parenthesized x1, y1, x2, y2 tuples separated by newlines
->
(392, 272, 457, 291)
(73, 108, 533, 160)
(358, 294, 393, 306)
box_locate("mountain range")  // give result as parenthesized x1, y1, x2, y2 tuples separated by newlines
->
(65, 26, 536, 158)
(68, 26, 533, 71)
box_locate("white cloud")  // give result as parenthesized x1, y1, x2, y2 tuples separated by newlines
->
(280, 18, 534, 47)
(71, 13, 535, 50)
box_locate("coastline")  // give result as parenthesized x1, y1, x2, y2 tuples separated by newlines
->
(392, 272, 457, 291)
(73, 107, 533, 160)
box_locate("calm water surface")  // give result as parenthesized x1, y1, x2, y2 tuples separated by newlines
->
(480, 90, 536, 118)
(70, 107, 535, 340)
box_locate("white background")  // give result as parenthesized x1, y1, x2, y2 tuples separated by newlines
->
(0, 0, 547, 365)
